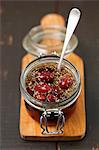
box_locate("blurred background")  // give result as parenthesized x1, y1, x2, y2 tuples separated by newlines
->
(0, 1, 99, 150)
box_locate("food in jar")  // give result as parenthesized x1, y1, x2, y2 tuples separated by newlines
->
(40, 13, 65, 27)
(40, 38, 63, 47)
(25, 63, 77, 102)
(39, 38, 63, 55)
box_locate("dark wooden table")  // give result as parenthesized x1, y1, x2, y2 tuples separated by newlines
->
(0, 1, 99, 150)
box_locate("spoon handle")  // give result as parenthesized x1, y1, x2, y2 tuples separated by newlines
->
(57, 8, 81, 71)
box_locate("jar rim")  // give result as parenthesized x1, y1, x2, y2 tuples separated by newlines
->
(22, 25, 78, 57)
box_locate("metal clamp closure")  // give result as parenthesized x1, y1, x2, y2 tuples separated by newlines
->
(40, 110, 65, 135)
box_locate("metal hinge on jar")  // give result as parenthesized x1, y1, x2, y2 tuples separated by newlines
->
(40, 110, 65, 135)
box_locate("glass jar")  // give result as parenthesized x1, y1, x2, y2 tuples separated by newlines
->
(20, 55, 81, 135)
(22, 25, 78, 57)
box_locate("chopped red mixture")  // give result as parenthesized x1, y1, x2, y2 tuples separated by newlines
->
(25, 63, 77, 102)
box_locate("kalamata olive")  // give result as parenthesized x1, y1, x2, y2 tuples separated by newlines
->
(47, 94, 56, 102)
(59, 74, 73, 89)
(39, 71, 54, 82)
(34, 83, 52, 93)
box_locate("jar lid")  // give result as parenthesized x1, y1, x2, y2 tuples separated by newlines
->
(22, 25, 78, 57)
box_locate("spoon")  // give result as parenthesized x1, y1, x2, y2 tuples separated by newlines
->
(57, 8, 81, 71)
